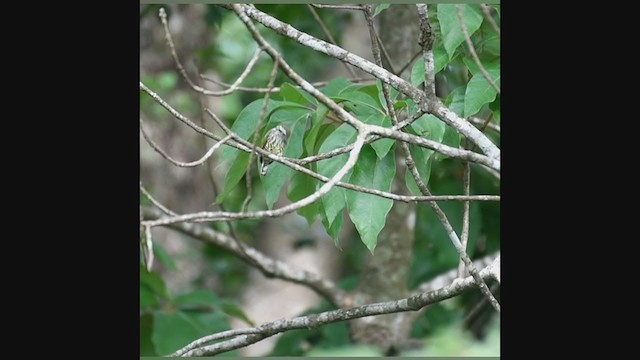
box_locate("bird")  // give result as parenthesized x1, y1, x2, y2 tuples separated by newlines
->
(259, 125, 289, 176)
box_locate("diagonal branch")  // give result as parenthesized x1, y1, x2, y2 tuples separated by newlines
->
(306, 4, 358, 78)
(174, 256, 499, 356)
(141, 82, 499, 203)
(481, 4, 500, 36)
(224, 3, 500, 161)
(140, 118, 232, 168)
(141, 132, 367, 226)
(455, 5, 500, 94)
(199, 76, 375, 93)
(142, 207, 345, 306)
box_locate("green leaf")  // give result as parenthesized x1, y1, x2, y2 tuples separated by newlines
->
(444, 85, 466, 116)
(304, 105, 330, 155)
(346, 146, 395, 253)
(216, 151, 249, 204)
(152, 311, 202, 356)
(321, 77, 354, 96)
(463, 65, 500, 117)
(174, 289, 221, 309)
(490, 97, 500, 123)
(140, 265, 170, 299)
(411, 40, 450, 87)
(262, 115, 308, 209)
(140, 313, 157, 356)
(367, 114, 395, 159)
(331, 93, 385, 116)
(221, 99, 279, 161)
(437, 125, 461, 161)
(411, 58, 425, 87)
(404, 143, 434, 196)
(152, 311, 230, 356)
(279, 82, 316, 106)
(410, 114, 446, 142)
(317, 124, 357, 228)
(140, 286, 160, 309)
(438, 4, 483, 59)
(288, 171, 320, 225)
(433, 40, 450, 74)
(153, 242, 177, 271)
(220, 302, 255, 327)
(322, 207, 344, 248)
(374, 80, 399, 110)
(373, 4, 390, 17)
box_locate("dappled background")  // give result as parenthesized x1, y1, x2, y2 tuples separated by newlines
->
(140, 3, 500, 356)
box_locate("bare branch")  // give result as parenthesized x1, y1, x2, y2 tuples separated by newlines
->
(142, 82, 498, 204)
(416, 4, 436, 102)
(481, 4, 500, 36)
(219, 4, 500, 160)
(142, 207, 345, 306)
(140, 82, 220, 141)
(395, 49, 422, 77)
(306, 4, 358, 78)
(142, 132, 367, 226)
(298, 109, 425, 164)
(207, 108, 500, 204)
(469, 116, 500, 133)
(458, 140, 472, 278)
(311, 4, 365, 11)
(455, 5, 500, 94)
(413, 252, 499, 295)
(200, 76, 376, 93)
(140, 118, 232, 168)
(140, 182, 179, 217)
(173, 328, 263, 357)
(176, 258, 498, 356)
(159, 8, 265, 97)
(143, 225, 153, 271)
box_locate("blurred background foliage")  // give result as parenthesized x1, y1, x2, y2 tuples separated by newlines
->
(140, 3, 499, 356)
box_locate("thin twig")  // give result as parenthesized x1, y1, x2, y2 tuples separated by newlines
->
(140, 182, 179, 216)
(455, 4, 500, 94)
(298, 109, 424, 164)
(458, 139, 471, 278)
(481, 4, 500, 35)
(173, 328, 263, 357)
(207, 108, 499, 204)
(469, 116, 500, 133)
(142, 82, 499, 202)
(140, 118, 232, 168)
(142, 132, 367, 226)
(174, 255, 499, 356)
(200, 76, 375, 93)
(242, 60, 280, 212)
(311, 4, 365, 11)
(159, 8, 265, 97)
(306, 4, 358, 78)
(395, 49, 422, 77)
(417, 4, 500, 312)
(143, 225, 153, 271)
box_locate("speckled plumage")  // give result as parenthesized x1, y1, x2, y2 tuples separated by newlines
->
(259, 125, 289, 176)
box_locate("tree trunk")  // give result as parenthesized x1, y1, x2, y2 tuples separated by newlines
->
(347, 5, 423, 354)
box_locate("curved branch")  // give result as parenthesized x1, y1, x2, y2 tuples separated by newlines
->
(143, 207, 345, 306)
(226, 4, 500, 161)
(175, 258, 498, 356)
(159, 8, 265, 97)
(140, 118, 232, 168)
